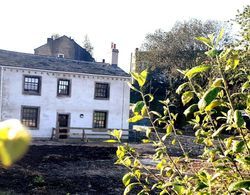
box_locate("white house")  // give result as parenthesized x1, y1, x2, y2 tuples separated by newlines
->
(0, 45, 130, 139)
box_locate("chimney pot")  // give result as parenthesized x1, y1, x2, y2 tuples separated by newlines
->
(47, 38, 52, 43)
(102, 59, 105, 63)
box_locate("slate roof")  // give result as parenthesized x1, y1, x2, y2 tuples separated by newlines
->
(0, 49, 130, 77)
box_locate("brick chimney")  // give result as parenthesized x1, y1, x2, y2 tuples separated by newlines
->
(111, 43, 119, 67)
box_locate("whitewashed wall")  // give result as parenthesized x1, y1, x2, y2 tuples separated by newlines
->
(0, 67, 130, 138)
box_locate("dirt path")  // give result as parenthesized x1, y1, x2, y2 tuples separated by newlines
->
(0, 144, 126, 195)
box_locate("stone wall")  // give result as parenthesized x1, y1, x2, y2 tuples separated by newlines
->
(129, 131, 204, 157)
(34, 36, 94, 62)
(164, 134, 204, 157)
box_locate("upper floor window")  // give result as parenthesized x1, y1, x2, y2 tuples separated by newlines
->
(57, 79, 71, 96)
(94, 82, 109, 99)
(21, 106, 40, 129)
(93, 111, 107, 128)
(58, 53, 64, 58)
(23, 75, 41, 95)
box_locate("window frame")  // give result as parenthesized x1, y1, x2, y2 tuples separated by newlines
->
(22, 75, 42, 95)
(21, 106, 40, 129)
(57, 78, 71, 97)
(94, 82, 110, 100)
(92, 110, 108, 129)
(57, 53, 64, 58)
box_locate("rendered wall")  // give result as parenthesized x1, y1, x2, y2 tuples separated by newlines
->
(1, 67, 130, 138)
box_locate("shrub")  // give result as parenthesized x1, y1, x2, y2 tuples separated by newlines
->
(110, 30, 250, 194)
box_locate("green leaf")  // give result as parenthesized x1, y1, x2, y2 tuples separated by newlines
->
(205, 100, 221, 111)
(127, 82, 139, 92)
(236, 156, 250, 165)
(166, 125, 173, 136)
(159, 99, 170, 106)
(185, 65, 211, 79)
(132, 69, 148, 87)
(133, 169, 141, 179)
(242, 81, 250, 93)
(247, 95, 250, 109)
(216, 28, 224, 46)
(196, 181, 208, 191)
(232, 140, 245, 153)
(146, 128, 151, 138)
(212, 78, 223, 87)
(234, 110, 245, 128)
(149, 111, 162, 117)
(104, 139, 118, 143)
(0, 119, 31, 167)
(144, 94, 154, 102)
(176, 82, 189, 94)
(123, 157, 132, 166)
(195, 37, 212, 48)
(212, 125, 226, 138)
(161, 134, 167, 141)
(122, 173, 132, 186)
(226, 53, 240, 70)
(205, 49, 220, 58)
(173, 184, 185, 195)
(140, 69, 148, 83)
(232, 57, 240, 69)
(124, 182, 139, 195)
(184, 104, 198, 116)
(141, 106, 148, 117)
(142, 139, 151, 143)
(110, 129, 122, 140)
(208, 33, 215, 42)
(219, 48, 231, 60)
(116, 146, 125, 158)
(130, 72, 140, 82)
(133, 101, 144, 113)
(177, 69, 188, 75)
(198, 87, 221, 110)
(229, 180, 250, 192)
(128, 115, 144, 123)
(181, 91, 194, 105)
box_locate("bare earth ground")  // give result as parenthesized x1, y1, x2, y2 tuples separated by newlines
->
(0, 142, 127, 195)
(0, 141, 205, 195)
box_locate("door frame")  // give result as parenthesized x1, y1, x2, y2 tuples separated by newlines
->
(56, 112, 71, 128)
(56, 112, 71, 139)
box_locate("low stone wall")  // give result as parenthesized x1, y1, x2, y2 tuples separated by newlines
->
(129, 131, 204, 157)
(164, 135, 204, 157)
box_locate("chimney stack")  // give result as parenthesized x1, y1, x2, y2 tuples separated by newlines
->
(111, 42, 119, 67)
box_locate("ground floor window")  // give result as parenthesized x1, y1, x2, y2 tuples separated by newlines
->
(21, 106, 40, 128)
(93, 111, 107, 128)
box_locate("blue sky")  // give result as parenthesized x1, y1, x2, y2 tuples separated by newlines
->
(0, 0, 248, 72)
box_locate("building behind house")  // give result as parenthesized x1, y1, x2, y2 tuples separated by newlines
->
(0, 38, 130, 139)
(34, 35, 94, 62)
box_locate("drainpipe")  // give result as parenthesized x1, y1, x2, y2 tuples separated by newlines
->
(0, 66, 3, 121)
(121, 81, 125, 129)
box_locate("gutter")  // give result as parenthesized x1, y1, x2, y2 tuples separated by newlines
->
(1, 65, 131, 80)
(0, 66, 3, 120)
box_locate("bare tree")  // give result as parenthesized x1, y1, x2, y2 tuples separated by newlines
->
(83, 35, 94, 55)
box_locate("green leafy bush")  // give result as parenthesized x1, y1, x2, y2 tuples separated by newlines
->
(110, 29, 250, 194)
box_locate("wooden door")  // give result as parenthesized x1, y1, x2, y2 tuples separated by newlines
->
(57, 114, 69, 139)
